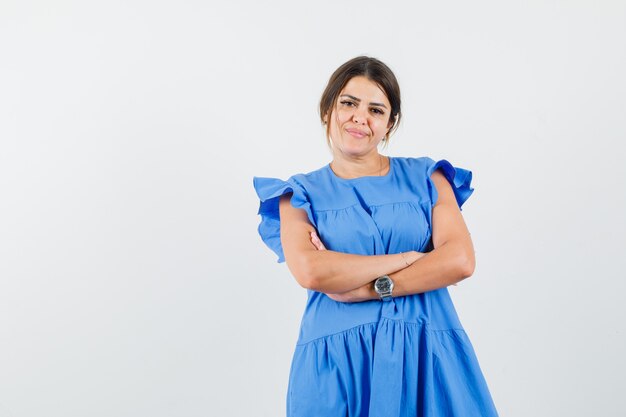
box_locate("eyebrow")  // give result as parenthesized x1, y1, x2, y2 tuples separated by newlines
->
(340, 94, 388, 109)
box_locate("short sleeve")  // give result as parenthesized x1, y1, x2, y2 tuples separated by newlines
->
(425, 158, 475, 211)
(252, 176, 317, 263)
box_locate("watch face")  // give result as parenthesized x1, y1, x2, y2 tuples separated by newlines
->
(375, 276, 393, 293)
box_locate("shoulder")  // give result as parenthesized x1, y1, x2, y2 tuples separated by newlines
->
(389, 155, 436, 181)
(398, 155, 470, 179)
(393, 155, 434, 169)
(287, 163, 330, 191)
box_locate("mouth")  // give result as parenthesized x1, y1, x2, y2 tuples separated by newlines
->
(346, 128, 368, 139)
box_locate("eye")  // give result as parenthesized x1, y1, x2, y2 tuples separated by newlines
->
(371, 108, 384, 115)
(340, 100, 356, 107)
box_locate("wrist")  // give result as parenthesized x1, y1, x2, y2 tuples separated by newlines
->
(373, 275, 395, 300)
(369, 281, 379, 300)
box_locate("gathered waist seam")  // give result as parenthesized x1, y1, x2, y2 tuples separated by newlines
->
(295, 317, 465, 346)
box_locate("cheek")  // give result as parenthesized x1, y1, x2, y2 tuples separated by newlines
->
(334, 107, 352, 123)
(330, 113, 351, 133)
(372, 120, 388, 132)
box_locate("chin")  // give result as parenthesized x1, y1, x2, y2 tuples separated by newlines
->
(341, 146, 372, 157)
(332, 137, 370, 154)
(343, 135, 371, 147)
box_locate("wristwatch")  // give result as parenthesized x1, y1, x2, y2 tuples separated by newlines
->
(374, 275, 394, 301)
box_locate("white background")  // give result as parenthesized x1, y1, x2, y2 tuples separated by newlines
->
(1, 1, 625, 416)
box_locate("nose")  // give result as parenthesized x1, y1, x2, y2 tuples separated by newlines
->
(352, 105, 368, 124)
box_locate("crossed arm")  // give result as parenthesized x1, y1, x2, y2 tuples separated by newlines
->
(278, 169, 476, 302)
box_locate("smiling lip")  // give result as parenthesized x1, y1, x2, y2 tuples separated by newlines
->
(346, 128, 368, 138)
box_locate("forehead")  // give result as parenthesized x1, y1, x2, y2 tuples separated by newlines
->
(339, 76, 390, 106)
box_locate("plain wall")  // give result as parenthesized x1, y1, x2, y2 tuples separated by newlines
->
(1, 1, 625, 416)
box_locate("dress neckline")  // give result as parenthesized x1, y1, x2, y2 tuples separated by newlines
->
(326, 156, 395, 182)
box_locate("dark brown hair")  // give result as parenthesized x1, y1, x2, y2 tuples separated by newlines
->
(319, 56, 402, 149)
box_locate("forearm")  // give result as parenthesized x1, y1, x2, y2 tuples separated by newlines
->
(303, 249, 415, 294)
(390, 240, 473, 296)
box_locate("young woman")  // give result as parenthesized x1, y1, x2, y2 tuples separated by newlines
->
(253, 56, 499, 417)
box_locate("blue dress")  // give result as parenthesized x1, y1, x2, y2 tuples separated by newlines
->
(253, 156, 499, 417)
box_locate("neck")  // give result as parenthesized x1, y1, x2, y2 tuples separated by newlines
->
(330, 153, 389, 179)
